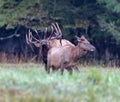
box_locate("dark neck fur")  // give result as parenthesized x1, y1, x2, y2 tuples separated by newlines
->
(41, 45, 49, 65)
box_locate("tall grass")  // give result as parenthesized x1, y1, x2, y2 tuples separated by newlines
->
(0, 63, 120, 102)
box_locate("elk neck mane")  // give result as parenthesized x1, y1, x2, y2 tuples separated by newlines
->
(40, 44, 49, 65)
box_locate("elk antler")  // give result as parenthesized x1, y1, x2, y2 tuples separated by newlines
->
(47, 25, 54, 40)
(55, 22, 62, 38)
(26, 29, 41, 46)
(34, 29, 41, 39)
(26, 23, 63, 47)
(52, 23, 62, 45)
(47, 23, 62, 40)
(52, 23, 62, 39)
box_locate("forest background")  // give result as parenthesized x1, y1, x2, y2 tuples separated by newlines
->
(0, 0, 120, 66)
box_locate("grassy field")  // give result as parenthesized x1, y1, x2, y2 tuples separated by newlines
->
(0, 63, 120, 102)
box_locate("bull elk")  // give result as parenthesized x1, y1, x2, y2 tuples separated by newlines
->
(47, 35, 96, 74)
(26, 23, 74, 48)
(26, 23, 75, 71)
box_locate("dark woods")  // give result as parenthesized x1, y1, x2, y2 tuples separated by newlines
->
(0, 25, 39, 63)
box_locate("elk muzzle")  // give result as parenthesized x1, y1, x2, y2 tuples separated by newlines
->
(80, 43, 96, 52)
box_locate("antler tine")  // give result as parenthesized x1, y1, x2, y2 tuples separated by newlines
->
(29, 29, 32, 42)
(55, 23, 62, 45)
(43, 27, 48, 39)
(49, 23, 62, 45)
(26, 29, 32, 44)
(30, 31, 40, 42)
(52, 23, 59, 36)
(52, 23, 62, 39)
(35, 29, 40, 39)
(26, 32, 29, 44)
(55, 23, 62, 38)
(47, 25, 54, 40)
(45, 27, 47, 33)
(34, 29, 38, 34)
(35, 29, 43, 41)
(50, 25, 54, 35)
(27, 29, 40, 46)
(26, 30, 36, 51)
(26, 29, 36, 44)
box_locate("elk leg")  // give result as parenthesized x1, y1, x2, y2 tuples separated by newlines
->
(45, 64, 48, 72)
(61, 68, 64, 75)
(46, 64, 50, 74)
(67, 68, 73, 75)
(47, 67, 50, 74)
(60, 64, 64, 75)
(74, 65, 80, 73)
(52, 67, 58, 73)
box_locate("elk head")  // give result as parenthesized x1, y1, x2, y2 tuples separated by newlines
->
(75, 35, 96, 52)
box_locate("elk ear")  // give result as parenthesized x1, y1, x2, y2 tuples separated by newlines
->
(79, 35, 86, 42)
(80, 35, 85, 39)
(75, 35, 81, 42)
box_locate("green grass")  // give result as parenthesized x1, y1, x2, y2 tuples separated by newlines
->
(0, 63, 120, 102)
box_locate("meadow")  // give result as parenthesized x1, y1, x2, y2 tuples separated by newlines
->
(0, 63, 120, 102)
